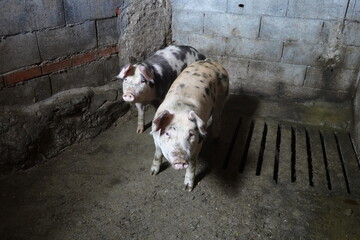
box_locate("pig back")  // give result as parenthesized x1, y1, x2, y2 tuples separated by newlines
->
(159, 59, 229, 121)
(144, 45, 206, 102)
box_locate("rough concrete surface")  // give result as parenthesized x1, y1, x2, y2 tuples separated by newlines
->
(0, 97, 359, 240)
(0, 81, 129, 173)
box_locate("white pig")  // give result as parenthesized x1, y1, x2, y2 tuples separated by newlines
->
(150, 59, 229, 191)
(117, 45, 205, 133)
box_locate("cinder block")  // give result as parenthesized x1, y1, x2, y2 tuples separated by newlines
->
(287, 0, 347, 20)
(344, 46, 360, 70)
(260, 17, 323, 44)
(97, 17, 118, 46)
(172, 32, 226, 56)
(304, 66, 358, 92)
(37, 21, 97, 61)
(216, 56, 249, 81)
(346, 0, 360, 21)
(0, 76, 51, 106)
(204, 12, 260, 39)
(226, 38, 282, 62)
(248, 60, 306, 86)
(51, 55, 119, 94)
(343, 21, 360, 46)
(64, 0, 118, 24)
(170, 0, 227, 12)
(0, 0, 65, 36)
(232, 79, 280, 98)
(282, 42, 327, 66)
(0, 33, 41, 74)
(278, 84, 352, 103)
(172, 10, 204, 34)
(227, 0, 287, 16)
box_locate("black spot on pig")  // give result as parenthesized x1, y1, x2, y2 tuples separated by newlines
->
(181, 63, 188, 71)
(200, 80, 205, 84)
(205, 87, 210, 96)
(198, 133, 204, 143)
(202, 73, 209, 78)
(149, 81, 155, 88)
(195, 86, 200, 89)
(203, 94, 206, 98)
(184, 102, 195, 109)
(179, 83, 185, 88)
(193, 73, 201, 76)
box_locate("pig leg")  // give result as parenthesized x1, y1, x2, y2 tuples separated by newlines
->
(184, 158, 197, 191)
(151, 144, 163, 175)
(135, 103, 145, 133)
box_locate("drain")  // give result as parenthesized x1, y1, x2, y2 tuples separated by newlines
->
(219, 116, 360, 195)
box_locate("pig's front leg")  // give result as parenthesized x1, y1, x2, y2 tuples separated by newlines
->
(184, 159, 197, 191)
(151, 144, 163, 175)
(135, 103, 145, 133)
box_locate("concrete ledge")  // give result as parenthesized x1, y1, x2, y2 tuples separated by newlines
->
(0, 81, 130, 174)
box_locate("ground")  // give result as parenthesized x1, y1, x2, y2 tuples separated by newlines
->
(0, 96, 359, 240)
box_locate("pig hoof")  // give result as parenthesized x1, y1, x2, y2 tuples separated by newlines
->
(150, 165, 160, 175)
(137, 128, 144, 134)
(184, 184, 194, 192)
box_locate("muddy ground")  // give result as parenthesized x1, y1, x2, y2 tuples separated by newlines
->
(1, 96, 359, 240)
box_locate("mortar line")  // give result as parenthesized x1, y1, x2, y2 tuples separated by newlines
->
(302, 66, 308, 87)
(95, 20, 99, 48)
(280, 41, 285, 62)
(61, 0, 67, 25)
(257, 16, 262, 39)
(34, 31, 43, 63)
(341, 0, 351, 33)
(285, 0, 290, 17)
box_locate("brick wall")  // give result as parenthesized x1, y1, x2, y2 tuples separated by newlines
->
(0, 0, 121, 106)
(171, 0, 360, 104)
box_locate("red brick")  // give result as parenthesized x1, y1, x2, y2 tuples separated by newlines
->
(0, 76, 5, 89)
(116, 7, 121, 16)
(42, 58, 71, 74)
(98, 46, 119, 57)
(4, 67, 42, 86)
(71, 52, 97, 66)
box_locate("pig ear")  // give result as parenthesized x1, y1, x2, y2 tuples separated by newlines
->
(151, 110, 173, 133)
(188, 111, 207, 136)
(118, 64, 135, 79)
(139, 65, 154, 83)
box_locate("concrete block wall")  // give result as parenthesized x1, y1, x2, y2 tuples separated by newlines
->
(0, 0, 120, 106)
(171, 0, 360, 104)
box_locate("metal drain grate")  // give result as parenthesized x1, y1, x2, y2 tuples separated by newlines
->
(218, 115, 360, 195)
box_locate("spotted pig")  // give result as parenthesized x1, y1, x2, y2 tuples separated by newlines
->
(150, 59, 229, 191)
(117, 45, 205, 133)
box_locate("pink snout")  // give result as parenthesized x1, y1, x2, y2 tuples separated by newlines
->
(172, 160, 189, 170)
(122, 92, 135, 102)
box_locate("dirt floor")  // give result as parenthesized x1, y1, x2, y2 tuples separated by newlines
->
(1, 96, 360, 240)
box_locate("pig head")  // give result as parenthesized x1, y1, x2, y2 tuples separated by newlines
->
(151, 110, 206, 170)
(118, 64, 156, 104)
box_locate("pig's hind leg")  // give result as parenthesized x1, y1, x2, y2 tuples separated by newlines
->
(135, 103, 145, 133)
(151, 144, 163, 175)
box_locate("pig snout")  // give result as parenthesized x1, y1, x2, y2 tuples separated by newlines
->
(122, 92, 135, 102)
(172, 159, 189, 170)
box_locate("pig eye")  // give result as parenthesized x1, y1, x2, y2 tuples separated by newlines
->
(189, 131, 196, 142)
(140, 78, 147, 84)
(165, 131, 171, 137)
(123, 78, 128, 82)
